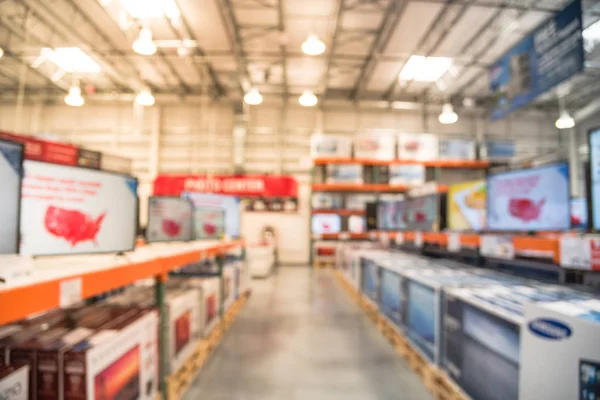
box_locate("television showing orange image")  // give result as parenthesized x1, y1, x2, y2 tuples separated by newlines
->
(174, 311, 191, 356)
(94, 345, 140, 400)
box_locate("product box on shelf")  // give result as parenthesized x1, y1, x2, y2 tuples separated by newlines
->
(0, 364, 29, 400)
(62, 309, 158, 400)
(310, 135, 352, 159)
(520, 300, 600, 400)
(222, 265, 236, 312)
(397, 133, 439, 161)
(360, 255, 381, 305)
(326, 164, 363, 184)
(345, 194, 377, 210)
(165, 289, 202, 374)
(438, 139, 476, 160)
(311, 193, 343, 210)
(389, 165, 426, 187)
(354, 135, 395, 160)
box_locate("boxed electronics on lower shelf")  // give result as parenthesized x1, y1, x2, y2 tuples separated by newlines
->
(0, 364, 29, 400)
(336, 246, 600, 400)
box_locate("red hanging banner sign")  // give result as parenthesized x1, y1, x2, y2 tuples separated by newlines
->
(153, 175, 298, 198)
(0, 131, 78, 166)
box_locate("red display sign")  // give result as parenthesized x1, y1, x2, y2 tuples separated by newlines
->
(0, 131, 78, 166)
(590, 239, 600, 271)
(154, 175, 298, 198)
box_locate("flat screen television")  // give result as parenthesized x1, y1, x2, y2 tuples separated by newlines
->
(0, 139, 24, 254)
(487, 162, 570, 232)
(311, 214, 342, 235)
(193, 208, 225, 239)
(571, 197, 588, 230)
(447, 180, 486, 231)
(182, 193, 240, 238)
(20, 161, 139, 256)
(588, 127, 600, 230)
(406, 194, 445, 232)
(146, 197, 194, 243)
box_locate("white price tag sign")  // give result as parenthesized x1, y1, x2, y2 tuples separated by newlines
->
(60, 278, 82, 307)
(559, 237, 590, 270)
(368, 232, 378, 240)
(395, 232, 404, 245)
(414, 232, 423, 248)
(339, 232, 350, 241)
(447, 233, 461, 253)
(380, 233, 390, 247)
(481, 235, 514, 259)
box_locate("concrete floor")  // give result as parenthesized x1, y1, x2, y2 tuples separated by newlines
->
(184, 267, 433, 400)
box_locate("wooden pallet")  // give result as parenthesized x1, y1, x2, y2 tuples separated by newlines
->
(313, 258, 335, 269)
(335, 274, 468, 400)
(166, 290, 251, 400)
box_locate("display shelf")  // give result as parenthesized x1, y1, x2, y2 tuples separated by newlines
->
(311, 209, 366, 216)
(0, 240, 244, 326)
(311, 183, 408, 192)
(312, 158, 489, 168)
(315, 232, 370, 240)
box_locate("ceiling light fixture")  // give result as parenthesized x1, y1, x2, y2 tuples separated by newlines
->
(439, 103, 458, 124)
(298, 90, 318, 107)
(65, 81, 85, 107)
(556, 110, 575, 129)
(302, 34, 326, 56)
(0, 47, 4, 59)
(400, 55, 453, 82)
(41, 48, 101, 73)
(136, 89, 155, 106)
(119, 0, 180, 20)
(583, 20, 600, 52)
(133, 28, 157, 55)
(244, 88, 263, 105)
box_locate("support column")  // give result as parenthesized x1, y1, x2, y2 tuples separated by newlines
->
(567, 127, 581, 197)
(155, 275, 168, 399)
(149, 106, 162, 179)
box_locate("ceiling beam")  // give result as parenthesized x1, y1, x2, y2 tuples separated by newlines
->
(351, 0, 408, 100)
(277, 0, 288, 95)
(319, 0, 346, 96)
(411, 0, 559, 13)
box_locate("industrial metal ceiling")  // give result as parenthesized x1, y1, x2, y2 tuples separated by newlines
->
(0, 0, 599, 116)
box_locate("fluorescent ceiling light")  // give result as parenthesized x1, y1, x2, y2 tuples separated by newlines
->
(439, 103, 458, 124)
(400, 55, 453, 82)
(244, 88, 263, 105)
(584, 20, 600, 51)
(41, 48, 101, 73)
(302, 34, 326, 56)
(65, 82, 84, 107)
(0, 47, 3, 59)
(136, 89, 155, 106)
(133, 28, 157, 55)
(555, 110, 575, 129)
(298, 90, 318, 107)
(119, 0, 180, 20)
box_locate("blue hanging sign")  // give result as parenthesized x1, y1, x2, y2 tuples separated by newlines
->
(489, 0, 584, 120)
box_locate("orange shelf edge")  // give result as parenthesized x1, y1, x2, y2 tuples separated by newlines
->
(313, 158, 490, 169)
(0, 241, 245, 326)
(312, 209, 366, 216)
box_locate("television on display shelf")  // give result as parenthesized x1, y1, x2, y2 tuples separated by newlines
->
(0, 138, 24, 254)
(192, 208, 226, 240)
(20, 160, 139, 256)
(570, 197, 588, 230)
(588, 127, 600, 231)
(486, 162, 570, 232)
(311, 214, 342, 235)
(182, 192, 240, 238)
(406, 194, 446, 232)
(447, 180, 487, 232)
(146, 197, 194, 243)
(377, 200, 408, 231)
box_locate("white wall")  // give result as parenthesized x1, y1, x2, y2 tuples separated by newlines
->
(0, 101, 562, 264)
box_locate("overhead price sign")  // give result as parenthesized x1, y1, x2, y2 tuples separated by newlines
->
(489, 0, 584, 120)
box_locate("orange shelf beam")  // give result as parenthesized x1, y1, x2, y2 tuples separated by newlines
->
(317, 233, 370, 240)
(312, 158, 490, 169)
(312, 183, 408, 192)
(460, 234, 481, 248)
(0, 241, 245, 326)
(312, 209, 366, 216)
(512, 236, 559, 263)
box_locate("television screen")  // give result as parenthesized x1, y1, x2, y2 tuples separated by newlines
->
(406, 195, 438, 231)
(20, 161, 138, 256)
(348, 215, 366, 233)
(589, 128, 600, 230)
(487, 162, 570, 231)
(571, 197, 588, 230)
(0, 139, 23, 254)
(380, 269, 402, 326)
(182, 193, 240, 238)
(311, 214, 342, 234)
(193, 208, 225, 239)
(406, 280, 436, 360)
(447, 180, 486, 231)
(146, 197, 194, 242)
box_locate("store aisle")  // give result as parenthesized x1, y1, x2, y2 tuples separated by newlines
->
(184, 267, 433, 400)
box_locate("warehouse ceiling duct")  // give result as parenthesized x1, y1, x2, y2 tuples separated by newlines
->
(233, 103, 247, 172)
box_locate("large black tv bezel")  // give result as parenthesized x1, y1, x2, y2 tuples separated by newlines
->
(485, 161, 571, 232)
(21, 160, 139, 257)
(0, 138, 25, 255)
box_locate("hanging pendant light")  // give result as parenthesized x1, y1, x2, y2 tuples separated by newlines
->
(301, 34, 326, 56)
(555, 110, 575, 129)
(438, 102, 458, 124)
(133, 27, 157, 55)
(244, 88, 263, 105)
(0, 47, 4, 59)
(65, 80, 84, 107)
(135, 89, 155, 106)
(298, 90, 318, 107)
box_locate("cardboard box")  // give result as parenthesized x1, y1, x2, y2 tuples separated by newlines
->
(222, 266, 236, 312)
(63, 310, 158, 400)
(0, 364, 29, 400)
(165, 290, 201, 374)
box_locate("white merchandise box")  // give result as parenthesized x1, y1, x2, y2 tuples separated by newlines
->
(354, 135, 396, 160)
(310, 135, 352, 159)
(397, 133, 439, 161)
